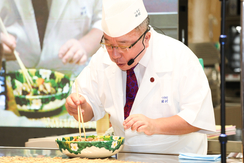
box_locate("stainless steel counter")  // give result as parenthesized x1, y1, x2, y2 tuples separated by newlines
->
(0, 147, 242, 163)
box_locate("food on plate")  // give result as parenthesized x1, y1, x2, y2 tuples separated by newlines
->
(13, 77, 57, 96)
(9, 69, 71, 97)
(73, 137, 104, 142)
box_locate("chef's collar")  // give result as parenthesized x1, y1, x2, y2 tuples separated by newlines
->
(133, 27, 152, 84)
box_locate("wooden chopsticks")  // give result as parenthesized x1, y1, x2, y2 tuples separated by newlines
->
(0, 18, 33, 89)
(75, 79, 86, 138)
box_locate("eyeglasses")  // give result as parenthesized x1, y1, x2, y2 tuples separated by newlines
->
(100, 27, 150, 52)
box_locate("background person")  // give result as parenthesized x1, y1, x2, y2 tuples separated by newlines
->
(65, 0, 216, 154)
(0, 0, 103, 77)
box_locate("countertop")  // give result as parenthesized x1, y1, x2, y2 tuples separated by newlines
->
(0, 146, 242, 163)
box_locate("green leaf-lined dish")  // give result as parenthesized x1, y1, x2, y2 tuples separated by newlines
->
(7, 69, 71, 118)
(56, 135, 124, 158)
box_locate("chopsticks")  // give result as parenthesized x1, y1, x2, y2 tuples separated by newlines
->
(0, 18, 33, 89)
(75, 79, 86, 139)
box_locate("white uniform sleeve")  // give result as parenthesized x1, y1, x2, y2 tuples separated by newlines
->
(72, 50, 106, 121)
(90, 0, 102, 30)
(176, 48, 216, 134)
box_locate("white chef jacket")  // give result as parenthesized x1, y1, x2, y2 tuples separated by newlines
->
(0, 0, 102, 77)
(73, 27, 216, 154)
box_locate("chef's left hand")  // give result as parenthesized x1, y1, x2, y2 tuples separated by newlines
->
(58, 39, 88, 65)
(123, 114, 155, 135)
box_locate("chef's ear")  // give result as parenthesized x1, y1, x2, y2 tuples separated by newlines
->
(144, 32, 151, 48)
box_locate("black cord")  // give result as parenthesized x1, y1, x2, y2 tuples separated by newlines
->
(151, 25, 166, 35)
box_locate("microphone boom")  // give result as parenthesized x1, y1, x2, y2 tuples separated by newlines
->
(127, 28, 149, 66)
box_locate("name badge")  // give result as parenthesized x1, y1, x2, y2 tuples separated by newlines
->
(81, 6, 87, 15)
(161, 96, 169, 104)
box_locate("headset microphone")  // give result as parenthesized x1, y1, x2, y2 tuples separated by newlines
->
(127, 37, 146, 66)
(127, 27, 149, 66)
(127, 59, 134, 66)
(127, 49, 144, 66)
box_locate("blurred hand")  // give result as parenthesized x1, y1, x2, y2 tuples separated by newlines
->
(123, 114, 155, 135)
(58, 39, 88, 65)
(1, 32, 18, 60)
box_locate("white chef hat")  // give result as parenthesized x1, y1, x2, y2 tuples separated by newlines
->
(102, 0, 148, 37)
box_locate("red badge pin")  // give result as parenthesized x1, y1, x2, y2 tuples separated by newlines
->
(150, 77, 154, 82)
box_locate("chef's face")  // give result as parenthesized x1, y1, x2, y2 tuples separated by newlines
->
(102, 28, 151, 71)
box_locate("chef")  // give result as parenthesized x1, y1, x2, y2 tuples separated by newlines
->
(0, 0, 103, 77)
(65, 0, 216, 154)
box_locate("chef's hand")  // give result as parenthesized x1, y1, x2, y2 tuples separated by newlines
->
(58, 39, 88, 65)
(65, 92, 93, 122)
(65, 92, 85, 116)
(123, 114, 155, 136)
(1, 33, 18, 61)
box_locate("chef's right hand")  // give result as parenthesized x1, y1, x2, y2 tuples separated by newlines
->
(65, 93, 85, 116)
(65, 93, 94, 122)
(1, 32, 18, 61)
